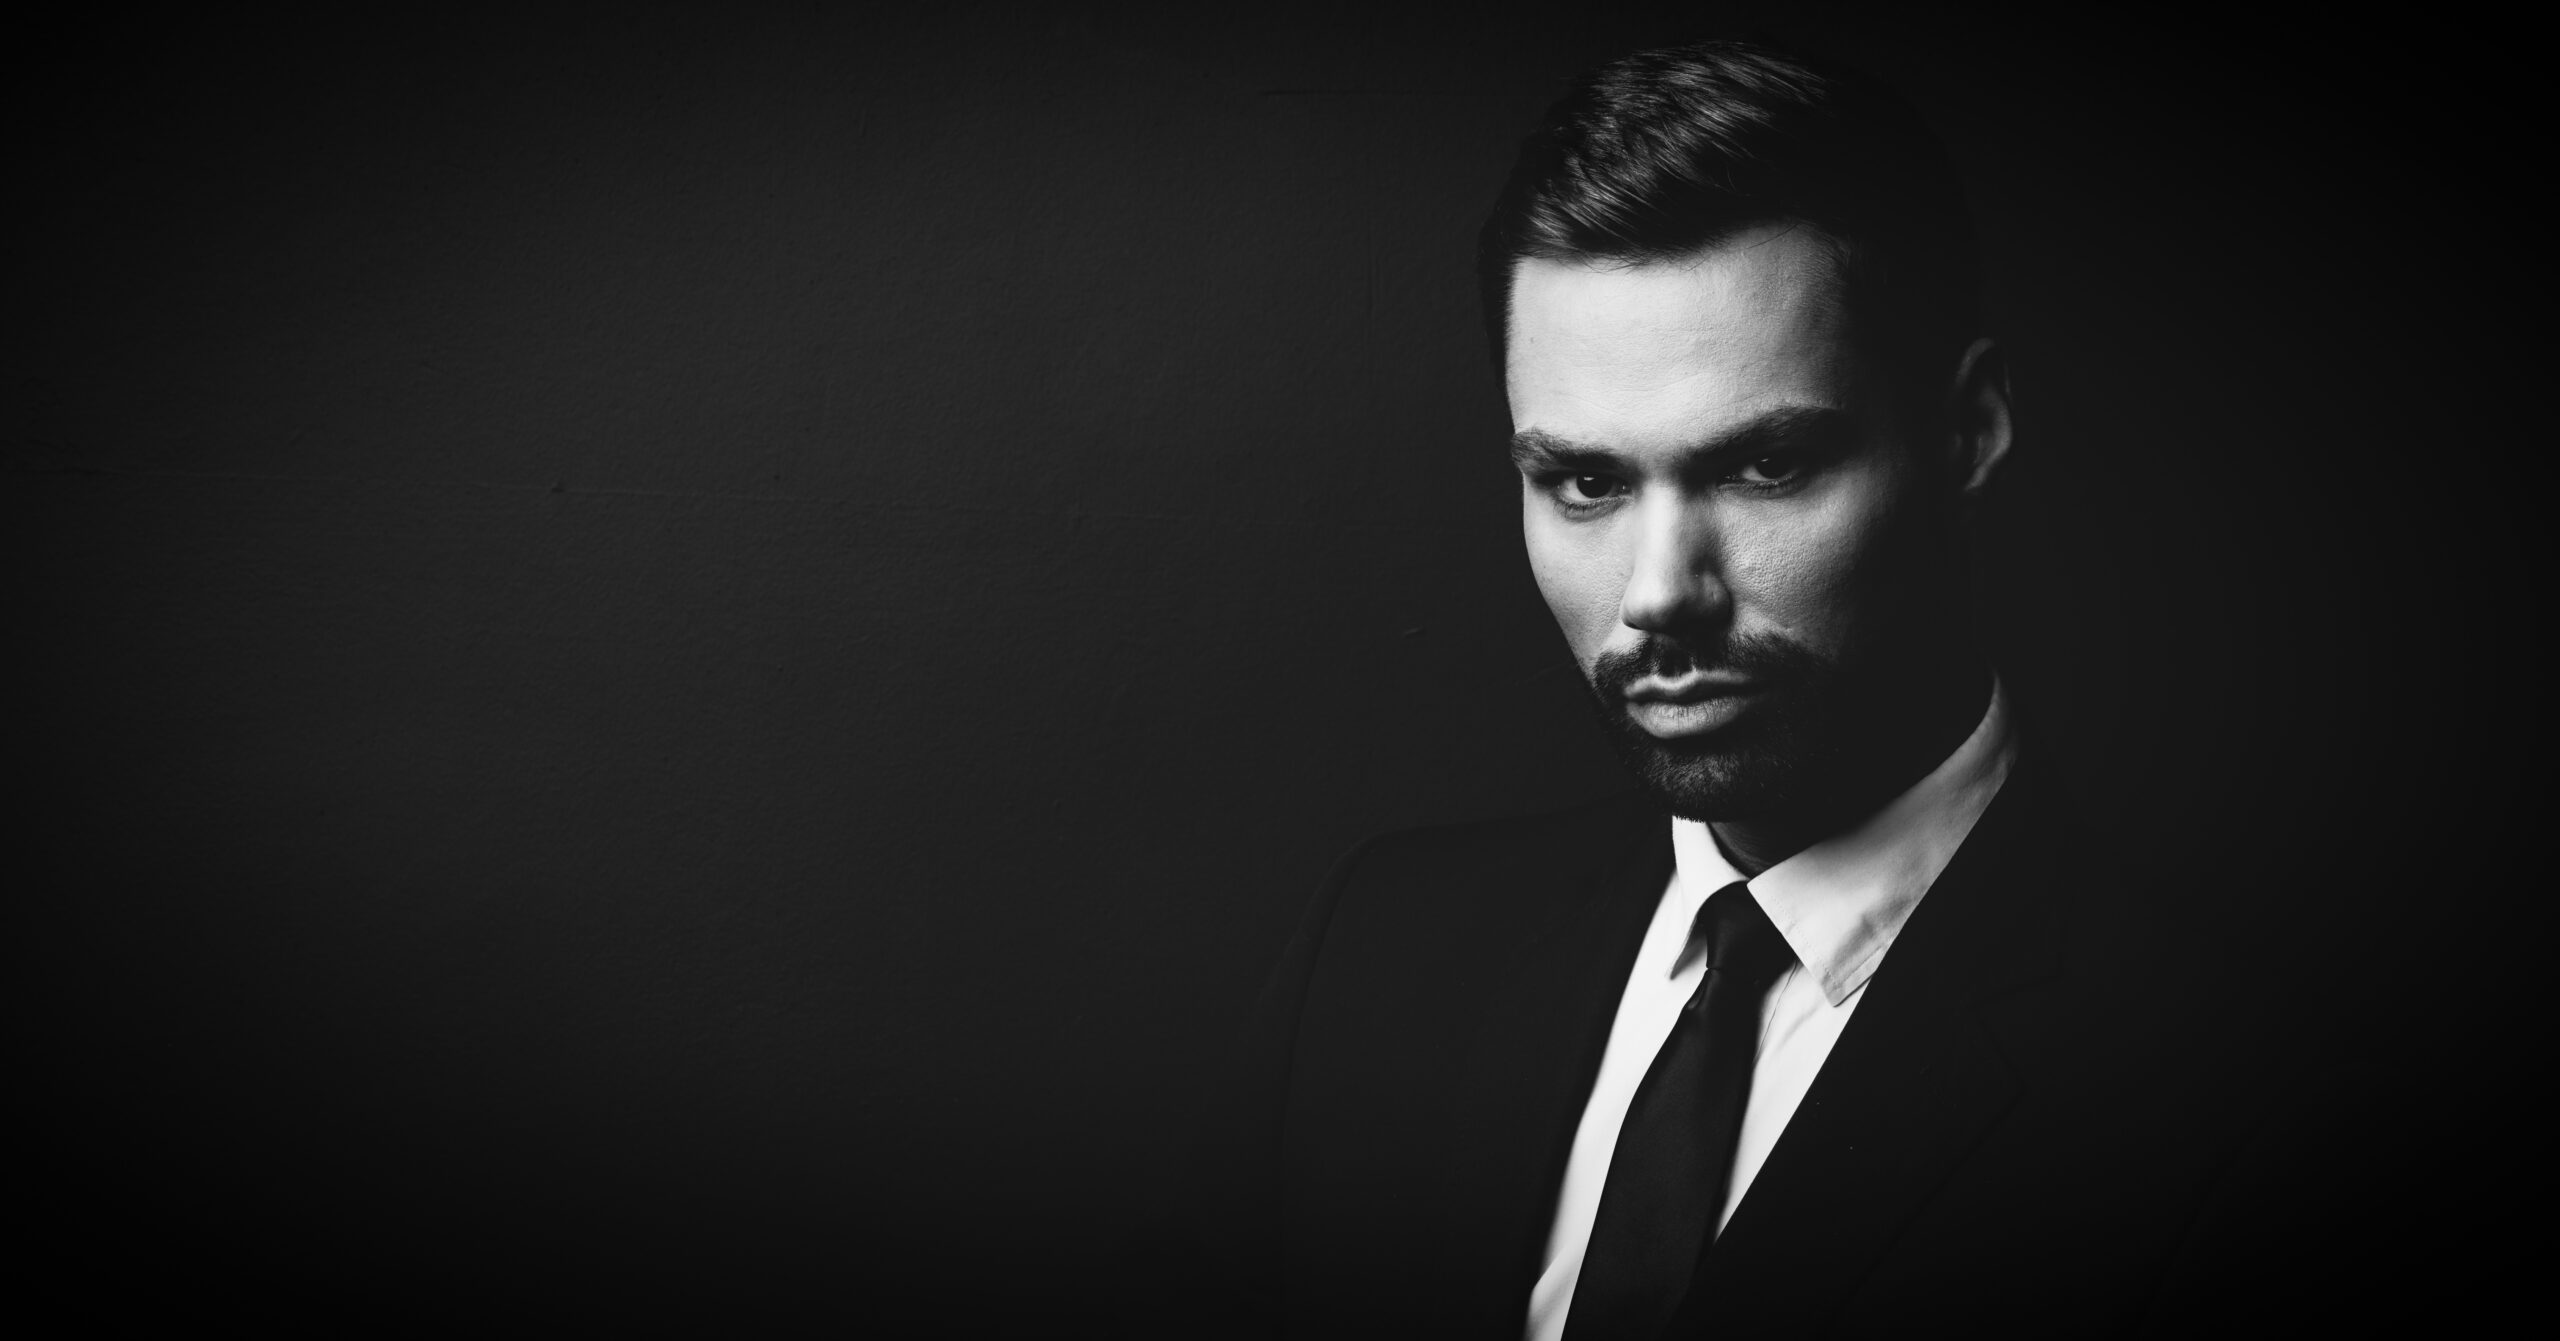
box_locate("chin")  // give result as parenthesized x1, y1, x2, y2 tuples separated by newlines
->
(1628, 743, 1813, 822)
(1602, 701, 1843, 825)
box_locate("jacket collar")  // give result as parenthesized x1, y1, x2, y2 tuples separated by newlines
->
(1446, 707, 2066, 1328)
(1676, 680, 2019, 1006)
(1688, 745, 2077, 1329)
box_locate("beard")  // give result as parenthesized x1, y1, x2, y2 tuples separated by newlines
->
(1580, 632, 1856, 823)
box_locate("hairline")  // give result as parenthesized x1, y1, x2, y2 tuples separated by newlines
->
(1495, 219, 1901, 379)
(1496, 221, 1969, 451)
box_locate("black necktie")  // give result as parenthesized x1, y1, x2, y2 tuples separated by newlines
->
(1564, 879, 1796, 1341)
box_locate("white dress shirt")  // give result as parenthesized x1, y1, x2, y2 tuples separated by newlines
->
(1525, 683, 2017, 1341)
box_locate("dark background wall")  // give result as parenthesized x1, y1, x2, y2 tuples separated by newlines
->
(15, 3, 2516, 1328)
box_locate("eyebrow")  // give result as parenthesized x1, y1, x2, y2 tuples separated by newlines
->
(1508, 404, 1853, 475)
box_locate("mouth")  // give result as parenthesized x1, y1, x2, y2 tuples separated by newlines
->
(1618, 674, 1764, 739)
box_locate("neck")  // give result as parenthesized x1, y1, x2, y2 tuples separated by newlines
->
(1710, 659, 1992, 877)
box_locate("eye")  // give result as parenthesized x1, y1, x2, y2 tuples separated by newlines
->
(1566, 474, 1627, 502)
(1734, 454, 1804, 486)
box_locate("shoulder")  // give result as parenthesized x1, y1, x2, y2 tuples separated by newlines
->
(1336, 789, 1665, 883)
(1317, 790, 1667, 928)
(1290, 789, 1670, 992)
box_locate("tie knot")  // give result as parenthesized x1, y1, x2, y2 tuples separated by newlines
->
(1692, 880, 1793, 990)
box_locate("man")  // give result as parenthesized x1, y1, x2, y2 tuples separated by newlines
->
(1148, 40, 2340, 1337)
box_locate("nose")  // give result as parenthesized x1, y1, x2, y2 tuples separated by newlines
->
(1618, 490, 1731, 636)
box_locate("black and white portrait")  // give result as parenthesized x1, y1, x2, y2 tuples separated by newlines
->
(19, 5, 2518, 1333)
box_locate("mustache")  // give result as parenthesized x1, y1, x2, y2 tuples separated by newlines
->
(1589, 634, 1828, 695)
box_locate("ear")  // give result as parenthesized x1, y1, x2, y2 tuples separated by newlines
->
(1940, 337, 2014, 499)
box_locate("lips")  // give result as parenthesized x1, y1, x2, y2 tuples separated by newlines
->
(1621, 672, 1757, 703)
(1619, 675, 1763, 739)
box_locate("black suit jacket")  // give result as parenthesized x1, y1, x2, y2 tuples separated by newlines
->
(1144, 754, 2379, 1337)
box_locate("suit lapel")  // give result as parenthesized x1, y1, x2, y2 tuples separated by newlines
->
(1425, 794, 1674, 1322)
(1692, 762, 2069, 1330)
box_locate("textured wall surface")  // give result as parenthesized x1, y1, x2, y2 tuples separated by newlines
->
(15, 4, 2509, 1327)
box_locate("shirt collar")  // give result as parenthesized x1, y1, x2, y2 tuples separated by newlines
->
(1669, 679, 2018, 1007)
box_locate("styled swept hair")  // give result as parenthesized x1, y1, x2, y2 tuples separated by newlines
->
(1479, 41, 1982, 398)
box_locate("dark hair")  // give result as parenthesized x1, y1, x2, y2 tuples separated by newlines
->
(1479, 41, 1982, 399)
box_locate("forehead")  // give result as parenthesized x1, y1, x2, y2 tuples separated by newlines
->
(1505, 225, 1861, 446)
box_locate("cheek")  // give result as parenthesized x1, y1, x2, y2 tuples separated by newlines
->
(1521, 503, 1626, 661)
(1731, 472, 1915, 652)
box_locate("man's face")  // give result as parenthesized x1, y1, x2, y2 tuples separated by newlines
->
(1506, 224, 1960, 822)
